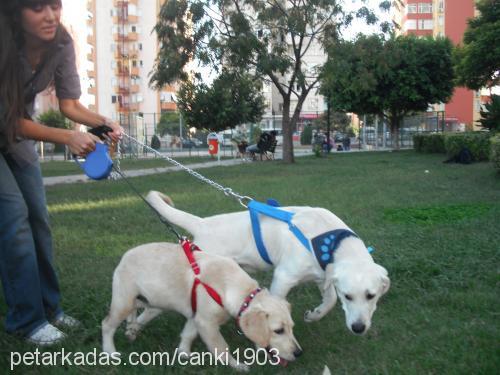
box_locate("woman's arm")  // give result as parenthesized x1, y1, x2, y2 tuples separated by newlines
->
(18, 118, 99, 156)
(59, 99, 122, 141)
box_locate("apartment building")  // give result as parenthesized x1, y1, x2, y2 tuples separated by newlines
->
(392, 0, 484, 129)
(86, 0, 176, 135)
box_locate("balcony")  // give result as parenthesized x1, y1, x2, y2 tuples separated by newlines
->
(115, 86, 130, 94)
(113, 0, 138, 6)
(161, 102, 177, 111)
(87, 69, 95, 79)
(113, 14, 138, 24)
(88, 86, 96, 95)
(87, 34, 95, 45)
(130, 66, 140, 76)
(113, 32, 138, 42)
(115, 67, 130, 76)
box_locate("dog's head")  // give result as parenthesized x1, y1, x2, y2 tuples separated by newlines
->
(331, 261, 390, 335)
(238, 290, 302, 365)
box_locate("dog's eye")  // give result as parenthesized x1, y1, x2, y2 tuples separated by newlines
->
(274, 328, 284, 335)
(344, 294, 353, 301)
(367, 293, 375, 300)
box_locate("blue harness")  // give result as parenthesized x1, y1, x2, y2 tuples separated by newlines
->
(248, 200, 363, 269)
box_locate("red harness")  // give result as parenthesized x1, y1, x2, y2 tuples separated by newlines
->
(180, 239, 224, 314)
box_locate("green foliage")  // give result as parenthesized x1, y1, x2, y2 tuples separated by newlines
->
(479, 94, 500, 132)
(444, 132, 492, 161)
(37, 109, 71, 130)
(151, 0, 392, 162)
(301, 125, 313, 145)
(321, 34, 454, 148)
(413, 133, 446, 153)
(454, 0, 500, 89)
(177, 69, 265, 132)
(156, 111, 182, 136)
(490, 134, 500, 172)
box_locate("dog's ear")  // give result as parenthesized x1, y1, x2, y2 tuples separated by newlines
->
(239, 309, 270, 348)
(376, 265, 390, 295)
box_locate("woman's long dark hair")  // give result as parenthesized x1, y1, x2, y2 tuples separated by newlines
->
(0, 11, 24, 148)
(0, 0, 71, 148)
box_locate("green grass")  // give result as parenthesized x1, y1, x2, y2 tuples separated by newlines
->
(1, 151, 499, 374)
(40, 156, 233, 177)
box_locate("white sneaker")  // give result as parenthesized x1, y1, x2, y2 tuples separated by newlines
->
(27, 323, 66, 346)
(54, 314, 81, 328)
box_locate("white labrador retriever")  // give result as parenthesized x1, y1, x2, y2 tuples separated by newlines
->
(146, 191, 390, 335)
(102, 242, 302, 371)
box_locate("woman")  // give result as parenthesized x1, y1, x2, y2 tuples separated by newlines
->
(0, 0, 121, 345)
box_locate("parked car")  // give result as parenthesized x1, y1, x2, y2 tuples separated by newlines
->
(181, 138, 198, 148)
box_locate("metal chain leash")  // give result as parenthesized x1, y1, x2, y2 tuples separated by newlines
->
(119, 133, 252, 207)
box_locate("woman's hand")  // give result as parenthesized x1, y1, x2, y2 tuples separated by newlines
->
(103, 118, 123, 143)
(68, 131, 100, 156)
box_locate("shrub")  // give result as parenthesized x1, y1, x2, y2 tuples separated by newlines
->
(413, 133, 446, 153)
(490, 134, 500, 172)
(301, 125, 313, 145)
(444, 132, 492, 161)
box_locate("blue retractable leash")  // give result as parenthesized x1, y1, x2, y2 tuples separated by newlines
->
(73, 126, 114, 180)
(74, 125, 183, 239)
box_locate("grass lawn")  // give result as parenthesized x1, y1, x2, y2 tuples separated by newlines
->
(1, 150, 499, 374)
(40, 155, 234, 177)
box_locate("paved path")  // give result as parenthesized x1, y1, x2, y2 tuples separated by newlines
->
(43, 158, 249, 186)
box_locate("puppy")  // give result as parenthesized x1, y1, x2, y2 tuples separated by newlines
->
(102, 242, 302, 371)
(146, 191, 390, 335)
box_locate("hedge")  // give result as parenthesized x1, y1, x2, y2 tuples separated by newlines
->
(444, 132, 492, 161)
(413, 133, 446, 153)
(490, 134, 500, 172)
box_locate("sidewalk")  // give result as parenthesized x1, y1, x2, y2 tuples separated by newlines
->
(43, 158, 248, 186)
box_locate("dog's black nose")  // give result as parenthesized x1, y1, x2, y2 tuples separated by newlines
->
(293, 348, 303, 358)
(351, 322, 366, 334)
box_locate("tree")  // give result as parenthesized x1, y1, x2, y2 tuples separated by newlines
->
(479, 94, 500, 133)
(37, 109, 71, 157)
(37, 109, 71, 130)
(177, 69, 265, 132)
(151, 0, 391, 163)
(156, 111, 182, 136)
(454, 0, 500, 90)
(321, 34, 454, 149)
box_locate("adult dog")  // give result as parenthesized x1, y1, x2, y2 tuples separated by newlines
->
(102, 242, 302, 371)
(146, 191, 390, 335)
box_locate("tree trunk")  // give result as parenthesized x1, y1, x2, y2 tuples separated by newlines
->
(390, 114, 401, 150)
(281, 99, 295, 163)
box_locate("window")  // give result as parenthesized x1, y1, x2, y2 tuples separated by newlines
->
(405, 19, 417, 31)
(418, 19, 434, 30)
(407, 4, 417, 14)
(418, 3, 432, 13)
(438, 0, 444, 12)
(111, 95, 116, 104)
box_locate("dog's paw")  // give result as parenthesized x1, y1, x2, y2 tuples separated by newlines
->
(304, 309, 322, 322)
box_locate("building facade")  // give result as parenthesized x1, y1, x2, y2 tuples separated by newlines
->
(86, 0, 176, 136)
(392, 0, 483, 129)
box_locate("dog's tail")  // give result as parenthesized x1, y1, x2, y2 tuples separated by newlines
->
(145, 191, 203, 235)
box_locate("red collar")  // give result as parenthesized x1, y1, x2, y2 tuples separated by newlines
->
(236, 287, 263, 333)
(180, 239, 224, 314)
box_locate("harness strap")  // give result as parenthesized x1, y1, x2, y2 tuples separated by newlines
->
(248, 200, 312, 265)
(181, 239, 224, 314)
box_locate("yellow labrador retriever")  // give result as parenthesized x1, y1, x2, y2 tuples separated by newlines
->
(146, 191, 390, 335)
(102, 242, 302, 371)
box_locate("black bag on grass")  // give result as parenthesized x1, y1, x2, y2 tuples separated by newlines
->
(444, 147, 473, 164)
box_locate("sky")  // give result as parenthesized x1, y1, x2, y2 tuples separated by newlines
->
(60, 0, 392, 105)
